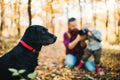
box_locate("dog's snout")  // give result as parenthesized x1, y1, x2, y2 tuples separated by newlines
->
(52, 35, 57, 43)
(53, 35, 57, 39)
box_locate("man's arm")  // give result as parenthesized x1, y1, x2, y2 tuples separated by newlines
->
(68, 35, 81, 49)
(63, 33, 80, 50)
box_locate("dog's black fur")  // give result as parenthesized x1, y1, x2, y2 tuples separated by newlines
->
(0, 25, 57, 80)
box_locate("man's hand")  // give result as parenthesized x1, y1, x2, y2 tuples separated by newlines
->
(87, 31, 92, 37)
(79, 28, 89, 36)
(76, 35, 81, 42)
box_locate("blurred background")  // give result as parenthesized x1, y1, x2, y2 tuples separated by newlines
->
(0, 0, 120, 44)
(0, 0, 120, 79)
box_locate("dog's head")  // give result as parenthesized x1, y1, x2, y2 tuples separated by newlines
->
(22, 25, 57, 45)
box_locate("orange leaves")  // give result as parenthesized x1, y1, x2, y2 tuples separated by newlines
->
(64, 0, 70, 3)
(1, 39, 120, 80)
(57, 77, 65, 80)
(42, 6, 57, 14)
(43, 6, 52, 13)
(42, 0, 64, 14)
(43, 6, 63, 14)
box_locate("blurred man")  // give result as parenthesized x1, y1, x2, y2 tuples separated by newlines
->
(63, 17, 87, 68)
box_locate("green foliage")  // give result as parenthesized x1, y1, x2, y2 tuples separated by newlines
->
(19, 70, 26, 74)
(27, 73, 37, 79)
(8, 68, 19, 76)
(8, 68, 37, 80)
(20, 79, 26, 80)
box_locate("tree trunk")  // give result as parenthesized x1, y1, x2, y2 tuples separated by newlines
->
(28, 0, 32, 26)
(105, 0, 109, 41)
(15, 0, 21, 36)
(49, 0, 54, 33)
(66, 7, 69, 20)
(0, 0, 4, 36)
(79, 0, 82, 28)
(106, 10, 109, 41)
(92, 0, 96, 28)
(114, 2, 119, 44)
(118, 10, 120, 43)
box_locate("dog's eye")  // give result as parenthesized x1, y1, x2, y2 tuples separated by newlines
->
(41, 30, 46, 34)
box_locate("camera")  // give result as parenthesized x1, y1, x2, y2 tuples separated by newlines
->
(78, 28, 89, 36)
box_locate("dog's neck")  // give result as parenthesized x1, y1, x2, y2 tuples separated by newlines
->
(20, 40, 42, 54)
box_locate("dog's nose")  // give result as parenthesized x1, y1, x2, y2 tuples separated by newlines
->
(53, 35, 57, 39)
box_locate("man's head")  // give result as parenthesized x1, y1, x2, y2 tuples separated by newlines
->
(68, 17, 77, 31)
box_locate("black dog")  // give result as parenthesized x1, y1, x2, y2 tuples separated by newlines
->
(0, 25, 57, 80)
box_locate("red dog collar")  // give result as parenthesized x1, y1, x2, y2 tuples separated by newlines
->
(20, 40, 39, 53)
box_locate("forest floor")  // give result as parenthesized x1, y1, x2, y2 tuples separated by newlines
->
(0, 37, 120, 80)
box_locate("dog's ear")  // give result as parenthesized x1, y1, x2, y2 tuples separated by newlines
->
(22, 26, 42, 43)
